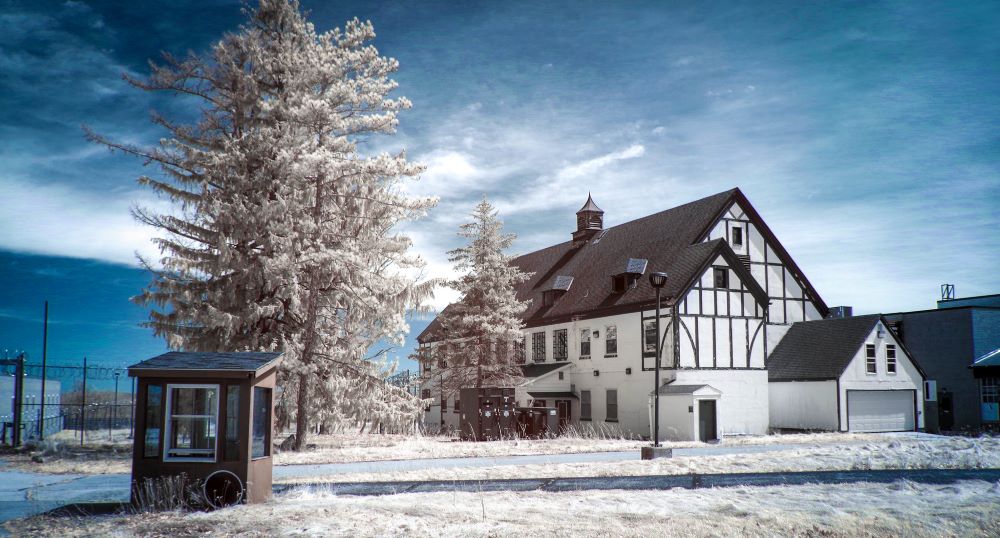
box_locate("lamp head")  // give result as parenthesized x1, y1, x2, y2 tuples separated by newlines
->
(649, 271, 668, 289)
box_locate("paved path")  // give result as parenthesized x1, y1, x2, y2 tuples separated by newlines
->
(275, 468, 1000, 496)
(271, 442, 797, 479)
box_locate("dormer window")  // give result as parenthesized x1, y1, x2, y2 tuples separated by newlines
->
(612, 273, 640, 293)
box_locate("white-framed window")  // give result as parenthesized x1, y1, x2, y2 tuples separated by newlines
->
(731, 226, 744, 247)
(532, 332, 546, 362)
(713, 267, 729, 289)
(605, 325, 618, 356)
(553, 329, 568, 361)
(886, 344, 897, 374)
(580, 390, 592, 421)
(163, 384, 219, 462)
(580, 329, 591, 359)
(865, 344, 877, 374)
(643, 319, 657, 355)
(606, 389, 618, 422)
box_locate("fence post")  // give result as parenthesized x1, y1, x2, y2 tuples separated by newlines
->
(39, 300, 48, 441)
(81, 356, 87, 447)
(13, 353, 24, 447)
(129, 376, 135, 439)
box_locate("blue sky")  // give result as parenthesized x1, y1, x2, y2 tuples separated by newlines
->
(1, 0, 998, 373)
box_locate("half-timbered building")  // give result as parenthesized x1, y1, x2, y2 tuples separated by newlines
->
(418, 188, 830, 440)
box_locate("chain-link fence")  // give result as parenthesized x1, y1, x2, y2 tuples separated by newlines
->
(0, 353, 134, 446)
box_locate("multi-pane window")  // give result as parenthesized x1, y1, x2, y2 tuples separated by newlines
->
(580, 329, 591, 358)
(164, 384, 219, 462)
(713, 267, 729, 289)
(553, 329, 568, 361)
(886, 344, 897, 374)
(643, 319, 657, 355)
(454, 398, 460, 412)
(982, 378, 999, 406)
(421, 389, 431, 411)
(731, 227, 744, 246)
(866, 344, 877, 374)
(606, 325, 618, 356)
(532, 332, 546, 362)
(251, 386, 271, 459)
(606, 389, 618, 422)
(580, 390, 592, 421)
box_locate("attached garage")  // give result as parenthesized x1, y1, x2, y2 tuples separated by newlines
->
(768, 315, 926, 433)
(846, 390, 916, 432)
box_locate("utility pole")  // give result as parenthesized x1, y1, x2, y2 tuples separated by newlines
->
(39, 301, 48, 440)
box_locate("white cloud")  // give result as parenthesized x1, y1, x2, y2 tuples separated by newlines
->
(0, 177, 162, 266)
(556, 144, 646, 181)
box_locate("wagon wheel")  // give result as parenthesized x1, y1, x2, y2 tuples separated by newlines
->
(203, 470, 244, 509)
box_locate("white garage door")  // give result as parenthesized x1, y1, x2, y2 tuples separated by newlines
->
(847, 390, 915, 432)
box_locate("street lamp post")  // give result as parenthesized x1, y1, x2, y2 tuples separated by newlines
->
(111, 371, 120, 441)
(648, 271, 668, 448)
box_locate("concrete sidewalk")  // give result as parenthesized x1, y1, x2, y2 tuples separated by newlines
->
(276, 468, 1000, 496)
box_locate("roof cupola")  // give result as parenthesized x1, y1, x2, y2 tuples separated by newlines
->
(572, 193, 604, 243)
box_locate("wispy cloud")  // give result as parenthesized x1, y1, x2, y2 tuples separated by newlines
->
(0, 177, 161, 266)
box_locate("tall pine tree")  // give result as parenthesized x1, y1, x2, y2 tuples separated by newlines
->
(88, 0, 435, 448)
(431, 197, 532, 399)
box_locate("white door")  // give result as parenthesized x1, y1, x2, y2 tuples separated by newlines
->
(847, 390, 915, 432)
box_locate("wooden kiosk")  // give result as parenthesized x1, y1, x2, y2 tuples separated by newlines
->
(128, 351, 281, 507)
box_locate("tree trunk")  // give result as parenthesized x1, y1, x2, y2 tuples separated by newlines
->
(294, 371, 310, 450)
(293, 172, 324, 452)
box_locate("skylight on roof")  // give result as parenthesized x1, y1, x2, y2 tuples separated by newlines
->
(552, 275, 574, 291)
(625, 258, 648, 275)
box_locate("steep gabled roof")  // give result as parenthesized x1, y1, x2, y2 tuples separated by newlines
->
(419, 188, 824, 342)
(767, 315, 882, 381)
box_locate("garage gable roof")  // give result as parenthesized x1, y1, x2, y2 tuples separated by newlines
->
(767, 315, 883, 381)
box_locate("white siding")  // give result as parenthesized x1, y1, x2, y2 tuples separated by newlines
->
(768, 381, 839, 430)
(673, 369, 769, 436)
(838, 324, 925, 431)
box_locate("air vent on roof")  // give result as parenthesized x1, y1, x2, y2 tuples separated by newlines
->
(625, 258, 648, 275)
(736, 254, 750, 272)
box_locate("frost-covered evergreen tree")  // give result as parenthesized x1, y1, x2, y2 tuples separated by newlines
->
(88, 0, 434, 449)
(431, 197, 532, 398)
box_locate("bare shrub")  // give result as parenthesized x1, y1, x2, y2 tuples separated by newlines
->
(130, 474, 207, 513)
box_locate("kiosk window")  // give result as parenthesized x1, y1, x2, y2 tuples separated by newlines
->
(224, 385, 241, 461)
(143, 384, 162, 458)
(252, 387, 272, 459)
(164, 384, 219, 462)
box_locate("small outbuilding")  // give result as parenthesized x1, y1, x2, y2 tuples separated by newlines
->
(768, 315, 926, 432)
(649, 383, 722, 442)
(128, 351, 281, 507)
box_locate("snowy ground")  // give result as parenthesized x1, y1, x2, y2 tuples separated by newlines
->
(270, 430, 890, 465)
(273, 435, 1000, 484)
(9, 479, 1000, 537)
(1, 430, 892, 475)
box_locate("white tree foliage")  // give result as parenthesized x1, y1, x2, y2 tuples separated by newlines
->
(87, 0, 435, 447)
(428, 197, 532, 398)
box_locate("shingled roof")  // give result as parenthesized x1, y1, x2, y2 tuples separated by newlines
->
(128, 351, 282, 376)
(419, 188, 825, 343)
(767, 315, 883, 381)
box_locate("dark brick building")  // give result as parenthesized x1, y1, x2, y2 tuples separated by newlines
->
(884, 293, 1000, 431)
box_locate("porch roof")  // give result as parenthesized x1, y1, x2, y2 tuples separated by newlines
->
(527, 391, 578, 400)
